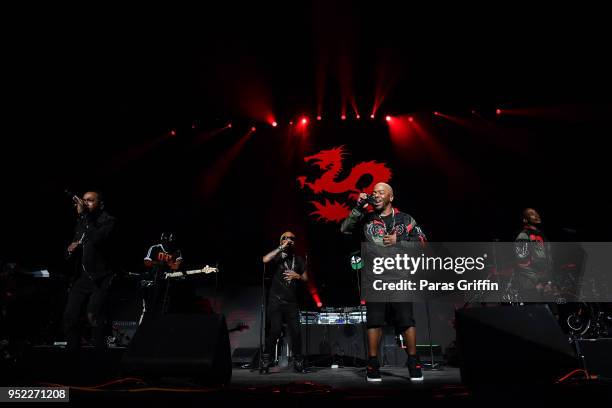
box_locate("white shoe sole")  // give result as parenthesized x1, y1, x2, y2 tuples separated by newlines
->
(367, 377, 382, 382)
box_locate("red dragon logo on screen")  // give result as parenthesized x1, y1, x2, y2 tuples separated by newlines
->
(297, 146, 392, 223)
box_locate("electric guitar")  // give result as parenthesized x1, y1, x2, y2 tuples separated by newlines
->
(164, 265, 219, 279)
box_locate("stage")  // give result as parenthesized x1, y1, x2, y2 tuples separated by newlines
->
(4, 345, 612, 405)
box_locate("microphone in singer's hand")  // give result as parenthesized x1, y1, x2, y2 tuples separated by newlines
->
(65, 190, 79, 200)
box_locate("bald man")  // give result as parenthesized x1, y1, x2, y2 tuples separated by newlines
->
(341, 182, 426, 382)
(261, 231, 309, 373)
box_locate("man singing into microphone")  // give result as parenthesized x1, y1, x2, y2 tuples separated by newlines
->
(261, 231, 308, 373)
(63, 190, 116, 353)
(341, 182, 426, 382)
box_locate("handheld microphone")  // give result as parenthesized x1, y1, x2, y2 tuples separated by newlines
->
(65, 190, 79, 200)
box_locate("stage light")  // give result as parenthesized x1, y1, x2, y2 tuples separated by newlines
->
(170, 129, 177, 137)
(370, 114, 375, 119)
(341, 115, 346, 120)
(301, 117, 308, 125)
(317, 302, 323, 308)
(408, 116, 414, 122)
(289, 121, 294, 125)
(227, 123, 232, 128)
(433, 111, 440, 116)
(360, 299, 366, 305)
(316, 115, 322, 121)
(272, 121, 278, 127)
(356, 114, 361, 119)
(251, 126, 256, 132)
(496, 108, 502, 115)
(385, 115, 391, 122)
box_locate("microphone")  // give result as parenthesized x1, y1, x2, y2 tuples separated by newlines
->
(357, 194, 377, 209)
(65, 189, 79, 201)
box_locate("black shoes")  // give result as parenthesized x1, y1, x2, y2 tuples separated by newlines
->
(260, 353, 271, 374)
(366, 357, 382, 382)
(293, 355, 306, 373)
(407, 355, 424, 382)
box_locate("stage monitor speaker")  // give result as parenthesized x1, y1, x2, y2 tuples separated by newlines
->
(455, 305, 578, 386)
(121, 313, 231, 384)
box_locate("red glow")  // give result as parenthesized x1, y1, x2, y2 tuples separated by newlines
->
(317, 115, 322, 121)
(433, 111, 440, 116)
(360, 299, 366, 305)
(341, 115, 346, 120)
(370, 114, 375, 119)
(227, 123, 232, 128)
(496, 108, 502, 115)
(251, 126, 256, 132)
(408, 116, 414, 122)
(272, 121, 278, 127)
(289, 121, 294, 125)
(356, 114, 361, 119)
(169, 129, 176, 137)
(385, 115, 392, 122)
(317, 302, 323, 308)
(301, 117, 308, 125)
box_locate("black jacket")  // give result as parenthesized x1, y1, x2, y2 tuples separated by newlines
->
(73, 210, 116, 281)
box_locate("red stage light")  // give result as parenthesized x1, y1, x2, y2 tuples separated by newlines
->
(227, 123, 232, 128)
(272, 121, 278, 127)
(170, 129, 176, 136)
(496, 108, 502, 115)
(317, 115, 322, 121)
(408, 116, 414, 122)
(289, 121, 294, 125)
(341, 115, 346, 120)
(360, 299, 366, 305)
(251, 126, 256, 132)
(301, 117, 308, 125)
(316, 302, 323, 308)
(370, 114, 375, 119)
(433, 111, 440, 116)
(356, 114, 361, 119)
(385, 115, 391, 122)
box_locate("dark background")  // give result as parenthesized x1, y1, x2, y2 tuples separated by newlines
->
(3, 2, 611, 307)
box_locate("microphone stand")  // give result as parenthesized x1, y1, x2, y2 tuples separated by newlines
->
(258, 262, 267, 373)
(422, 300, 442, 370)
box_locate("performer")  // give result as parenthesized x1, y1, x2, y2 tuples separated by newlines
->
(514, 207, 554, 300)
(261, 231, 308, 373)
(341, 182, 425, 382)
(142, 232, 183, 319)
(63, 190, 116, 352)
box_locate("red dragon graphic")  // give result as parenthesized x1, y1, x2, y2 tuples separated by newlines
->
(297, 146, 392, 223)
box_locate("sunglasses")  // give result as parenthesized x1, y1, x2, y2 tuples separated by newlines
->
(281, 236, 296, 241)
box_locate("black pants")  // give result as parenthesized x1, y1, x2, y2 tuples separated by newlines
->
(265, 299, 302, 356)
(63, 274, 112, 351)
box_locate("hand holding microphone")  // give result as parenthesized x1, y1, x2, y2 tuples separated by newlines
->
(356, 192, 376, 210)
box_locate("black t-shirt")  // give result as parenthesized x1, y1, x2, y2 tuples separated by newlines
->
(267, 252, 305, 304)
(144, 244, 183, 281)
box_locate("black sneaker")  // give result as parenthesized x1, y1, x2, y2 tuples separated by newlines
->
(260, 353, 271, 374)
(366, 357, 382, 382)
(406, 355, 424, 382)
(293, 355, 305, 373)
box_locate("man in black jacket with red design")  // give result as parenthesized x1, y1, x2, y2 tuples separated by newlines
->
(341, 182, 425, 382)
(63, 190, 116, 352)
